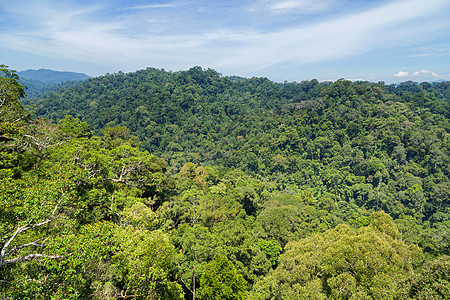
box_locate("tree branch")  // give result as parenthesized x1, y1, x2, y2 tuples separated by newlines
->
(5, 236, 49, 257)
(106, 178, 142, 188)
(3, 253, 64, 265)
(1, 220, 51, 267)
(52, 193, 64, 216)
(25, 278, 43, 284)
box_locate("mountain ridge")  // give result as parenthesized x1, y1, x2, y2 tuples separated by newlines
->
(18, 68, 90, 84)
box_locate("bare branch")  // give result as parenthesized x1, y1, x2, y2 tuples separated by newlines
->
(119, 164, 127, 181)
(25, 278, 43, 284)
(1, 227, 14, 243)
(6, 236, 49, 257)
(52, 193, 64, 216)
(27, 220, 52, 230)
(106, 178, 142, 188)
(1, 220, 51, 267)
(23, 134, 65, 151)
(3, 253, 64, 265)
(179, 275, 194, 295)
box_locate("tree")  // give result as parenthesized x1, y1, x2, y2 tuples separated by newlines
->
(0, 65, 29, 177)
(113, 227, 184, 299)
(0, 65, 27, 123)
(406, 255, 450, 299)
(0, 67, 75, 281)
(171, 224, 219, 299)
(250, 212, 424, 299)
(0, 166, 83, 288)
(197, 255, 247, 300)
(58, 115, 92, 138)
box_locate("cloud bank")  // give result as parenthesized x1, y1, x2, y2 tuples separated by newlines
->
(395, 69, 440, 80)
(1, 0, 449, 81)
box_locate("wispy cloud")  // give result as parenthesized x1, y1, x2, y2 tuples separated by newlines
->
(126, 2, 182, 10)
(394, 71, 409, 78)
(267, 0, 334, 14)
(394, 69, 440, 80)
(412, 69, 439, 77)
(1, 0, 449, 81)
(324, 77, 372, 82)
(212, 0, 450, 73)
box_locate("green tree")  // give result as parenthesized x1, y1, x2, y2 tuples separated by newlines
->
(58, 115, 92, 138)
(0, 65, 29, 178)
(0, 165, 84, 271)
(0, 65, 27, 122)
(197, 255, 247, 300)
(406, 255, 450, 299)
(250, 211, 424, 299)
(171, 224, 220, 299)
(113, 227, 184, 299)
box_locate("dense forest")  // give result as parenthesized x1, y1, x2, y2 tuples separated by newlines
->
(1, 65, 449, 299)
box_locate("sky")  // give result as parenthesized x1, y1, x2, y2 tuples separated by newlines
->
(1, 0, 450, 83)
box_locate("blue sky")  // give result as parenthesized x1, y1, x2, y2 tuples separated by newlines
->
(1, 0, 450, 83)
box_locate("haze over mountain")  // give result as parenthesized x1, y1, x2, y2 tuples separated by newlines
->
(16, 69, 91, 101)
(18, 69, 90, 84)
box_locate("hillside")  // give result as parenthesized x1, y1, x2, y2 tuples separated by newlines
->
(32, 67, 449, 250)
(2, 65, 449, 299)
(18, 69, 90, 83)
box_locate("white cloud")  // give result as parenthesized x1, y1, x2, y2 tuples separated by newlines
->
(412, 69, 439, 77)
(347, 78, 370, 82)
(267, 0, 334, 14)
(269, 0, 332, 12)
(395, 71, 409, 77)
(394, 69, 441, 80)
(271, 1, 302, 10)
(126, 3, 182, 10)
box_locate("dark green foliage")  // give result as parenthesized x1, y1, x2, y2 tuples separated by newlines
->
(407, 255, 450, 299)
(197, 255, 247, 300)
(388, 80, 450, 118)
(31, 67, 449, 255)
(2, 65, 450, 299)
(1, 65, 28, 122)
(19, 79, 87, 104)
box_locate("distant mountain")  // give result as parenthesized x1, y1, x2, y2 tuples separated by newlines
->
(17, 69, 91, 102)
(18, 69, 90, 84)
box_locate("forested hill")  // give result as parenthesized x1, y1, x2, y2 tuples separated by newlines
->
(2, 65, 449, 298)
(34, 67, 449, 248)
